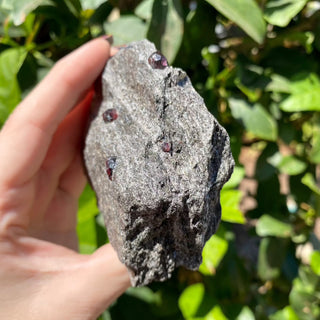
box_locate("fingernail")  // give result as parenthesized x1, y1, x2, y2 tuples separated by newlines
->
(101, 34, 113, 45)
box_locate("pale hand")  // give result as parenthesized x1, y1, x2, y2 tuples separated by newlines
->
(0, 38, 130, 320)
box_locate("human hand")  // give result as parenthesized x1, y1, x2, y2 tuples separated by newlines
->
(0, 38, 130, 320)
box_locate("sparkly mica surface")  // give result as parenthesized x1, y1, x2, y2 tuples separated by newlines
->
(84, 40, 234, 286)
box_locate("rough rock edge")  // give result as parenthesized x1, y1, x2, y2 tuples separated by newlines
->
(84, 40, 234, 286)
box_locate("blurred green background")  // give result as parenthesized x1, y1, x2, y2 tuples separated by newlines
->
(1, 0, 320, 319)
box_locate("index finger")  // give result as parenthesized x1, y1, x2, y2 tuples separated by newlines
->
(0, 38, 111, 186)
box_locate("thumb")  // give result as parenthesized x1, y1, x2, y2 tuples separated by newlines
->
(78, 244, 131, 317)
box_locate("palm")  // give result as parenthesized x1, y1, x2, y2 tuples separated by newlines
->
(27, 94, 90, 250)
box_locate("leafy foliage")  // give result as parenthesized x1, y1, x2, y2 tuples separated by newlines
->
(1, 0, 320, 319)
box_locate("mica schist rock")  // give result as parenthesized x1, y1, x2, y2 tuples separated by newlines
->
(84, 40, 234, 287)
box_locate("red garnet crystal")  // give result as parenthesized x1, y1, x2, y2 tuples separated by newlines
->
(106, 157, 117, 180)
(103, 108, 118, 123)
(162, 142, 171, 152)
(148, 51, 169, 70)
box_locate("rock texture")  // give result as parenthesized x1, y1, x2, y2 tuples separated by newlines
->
(84, 40, 234, 286)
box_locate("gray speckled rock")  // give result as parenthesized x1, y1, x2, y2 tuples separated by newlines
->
(84, 40, 234, 287)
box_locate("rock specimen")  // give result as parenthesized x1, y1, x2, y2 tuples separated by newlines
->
(84, 40, 234, 286)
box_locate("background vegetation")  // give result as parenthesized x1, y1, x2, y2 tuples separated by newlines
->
(1, 0, 320, 319)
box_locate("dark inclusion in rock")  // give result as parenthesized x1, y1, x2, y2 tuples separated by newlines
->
(148, 51, 168, 70)
(83, 40, 234, 287)
(106, 157, 117, 180)
(103, 108, 118, 123)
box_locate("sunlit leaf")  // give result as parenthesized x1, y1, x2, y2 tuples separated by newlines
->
(178, 283, 205, 318)
(77, 216, 97, 254)
(304, 115, 320, 164)
(223, 166, 245, 189)
(0, 47, 27, 127)
(236, 306, 255, 320)
(267, 153, 307, 175)
(256, 215, 293, 238)
(80, 0, 106, 10)
(301, 173, 320, 196)
(77, 184, 99, 223)
(229, 98, 278, 141)
(205, 305, 228, 320)
(0, 0, 52, 25)
(199, 235, 228, 275)
(310, 251, 320, 276)
(221, 189, 245, 224)
(280, 31, 314, 54)
(280, 73, 320, 112)
(105, 15, 148, 46)
(135, 0, 154, 21)
(264, 0, 308, 27)
(205, 0, 266, 44)
(266, 74, 291, 93)
(290, 267, 320, 319)
(270, 306, 299, 320)
(147, 0, 183, 63)
(126, 287, 161, 304)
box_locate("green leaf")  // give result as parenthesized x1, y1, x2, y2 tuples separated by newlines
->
(310, 251, 320, 276)
(223, 166, 245, 189)
(258, 237, 288, 280)
(77, 217, 97, 254)
(309, 132, 320, 163)
(289, 267, 320, 319)
(280, 73, 320, 112)
(105, 15, 148, 46)
(147, 0, 183, 63)
(256, 215, 293, 238)
(0, 47, 27, 126)
(235, 78, 262, 102)
(126, 287, 161, 304)
(135, 0, 154, 21)
(77, 186, 105, 252)
(301, 173, 320, 196)
(98, 310, 112, 320)
(266, 74, 291, 93)
(178, 283, 205, 318)
(205, 306, 228, 320)
(0, 0, 52, 25)
(220, 189, 245, 224)
(205, 0, 266, 44)
(199, 235, 228, 275)
(77, 184, 99, 223)
(236, 306, 255, 320)
(264, 0, 308, 27)
(202, 46, 219, 79)
(267, 153, 307, 175)
(80, 0, 106, 10)
(303, 115, 320, 164)
(229, 98, 278, 141)
(270, 306, 300, 320)
(281, 31, 314, 54)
